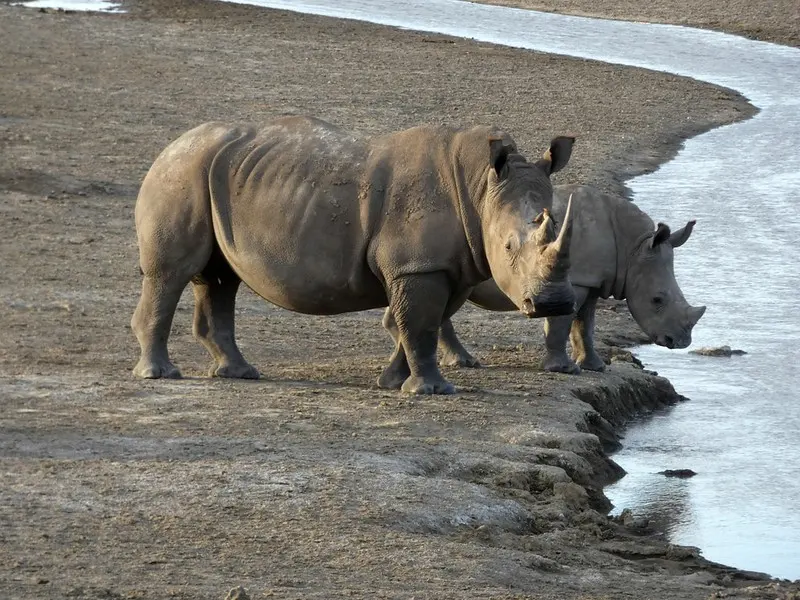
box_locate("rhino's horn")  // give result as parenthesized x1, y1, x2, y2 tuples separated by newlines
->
(689, 305, 707, 326)
(669, 220, 696, 248)
(552, 193, 574, 259)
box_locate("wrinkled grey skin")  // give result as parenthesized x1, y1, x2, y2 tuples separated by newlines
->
(437, 184, 706, 373)
(131, 115, 576, 394)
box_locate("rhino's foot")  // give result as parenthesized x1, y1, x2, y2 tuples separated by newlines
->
(210, 362, 260, 379)
(401, 376, 456, 395)
(577, 353, 607, 372)
(133, 358, 182, 379)
(377, 366, 409, 390)
(440, 350, 482, 369)
(543, 356, 581, 375)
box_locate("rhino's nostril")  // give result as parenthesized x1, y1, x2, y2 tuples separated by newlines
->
(664, 335, 675, 348)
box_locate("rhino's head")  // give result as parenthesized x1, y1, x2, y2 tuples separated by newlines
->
(483, 136, 576, 318)
(626, 221, 706, 349)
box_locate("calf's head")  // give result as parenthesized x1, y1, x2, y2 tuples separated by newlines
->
(626, 221, 706, 349)
(483, 136, 576, 318)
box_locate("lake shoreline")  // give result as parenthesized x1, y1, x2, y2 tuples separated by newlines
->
(1, 1, 796, 597)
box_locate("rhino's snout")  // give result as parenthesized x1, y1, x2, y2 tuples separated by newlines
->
(521, 291, 576, 319)
(654, 333, 691, 350)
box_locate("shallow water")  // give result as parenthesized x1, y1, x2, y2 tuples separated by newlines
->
(15, 0, 122, 11)
(219, 0, 800, 578)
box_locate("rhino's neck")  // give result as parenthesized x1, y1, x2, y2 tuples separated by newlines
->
(451, 134, 494, 281)
(610, 197, 656, 299)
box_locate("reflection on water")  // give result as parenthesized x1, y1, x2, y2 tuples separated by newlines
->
(215, 0, 800, 580)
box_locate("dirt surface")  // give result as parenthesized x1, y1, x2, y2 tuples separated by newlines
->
(2, 2, 797, 599)
(474, 0, 800, 48)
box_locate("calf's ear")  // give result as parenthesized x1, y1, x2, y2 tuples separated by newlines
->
(668, 220, 696, 248)
(489, 136, 513, 179)
(651, 222, 672, 248)
(536, 135, 575, 176)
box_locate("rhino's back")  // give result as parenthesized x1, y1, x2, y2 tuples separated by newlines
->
(204, 116, 393, 314)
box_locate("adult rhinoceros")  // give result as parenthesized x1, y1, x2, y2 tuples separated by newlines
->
(131, 115, 577, 394)
(430, 184, 706, 374)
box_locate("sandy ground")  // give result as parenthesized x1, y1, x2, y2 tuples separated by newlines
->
(475, 0, 800, 47)
(1, 1, 798, 599)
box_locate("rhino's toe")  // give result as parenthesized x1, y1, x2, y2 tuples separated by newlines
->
(543, 358, 581, 375)
(401, 376, 456, 395)
(377, 367, 410, 390)
(578, 358, 606, 372)
(440, 352, 482, 369)
(133, 360, 182, 379)
(211, 362, 260, 379)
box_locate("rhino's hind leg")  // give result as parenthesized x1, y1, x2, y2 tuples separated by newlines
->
(385, 273, 455, 395)
(438, 317, 482, 368)
(570, 293, 606, 372)
(132, 275, 187, 379)
(377, 308, 411, 390)
(192, 258, 259, 380)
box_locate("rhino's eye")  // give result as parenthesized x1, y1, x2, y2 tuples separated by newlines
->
(652, 296, 664, 306)
(504, 240, 513, 252)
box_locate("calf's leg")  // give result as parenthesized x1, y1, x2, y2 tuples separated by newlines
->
(570, 291, 606, 371)
(542, 286, 588, 374)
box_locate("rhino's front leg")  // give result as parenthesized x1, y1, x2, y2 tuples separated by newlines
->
(381, 272, 455, 395)
(570, 291, 606, 372)
(542, 285, 587, 374)
(439, 317, 482, 368)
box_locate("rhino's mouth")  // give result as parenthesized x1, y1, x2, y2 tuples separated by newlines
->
(521, 299, 576, 318)
(653, 333, 691, 349)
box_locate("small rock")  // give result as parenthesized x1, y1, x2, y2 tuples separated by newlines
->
(666, 544, 700, 560)
(609, 347, 644, 368)
(620, 508, 650, 529)
(689, 345, 747, 357)
(658, 469, 697, 478)
(526, 553, 563, 572)
(224, 587, 250, 600)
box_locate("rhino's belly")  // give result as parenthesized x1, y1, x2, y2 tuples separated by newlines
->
(239, 257, 387, 315)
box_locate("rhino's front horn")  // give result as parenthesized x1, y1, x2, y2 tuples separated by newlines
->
(689, 305, 707, 326)
(552, 193, 574, 259)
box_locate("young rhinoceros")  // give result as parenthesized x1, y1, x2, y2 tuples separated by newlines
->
(436, 184, 706, 373)
(131, 115, 577, 394)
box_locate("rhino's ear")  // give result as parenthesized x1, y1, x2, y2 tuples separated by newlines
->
(668, 220, 696, 248)
(536, 135, 575, 176)
(489, 136, 512, 178)
(651, 222, 672, 248)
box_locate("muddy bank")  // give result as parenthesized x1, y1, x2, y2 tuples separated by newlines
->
(1, 2, 796, 598)
(473, 0, 800, 48)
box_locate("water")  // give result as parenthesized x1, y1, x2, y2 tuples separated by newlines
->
(14, 0, 123, 11)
